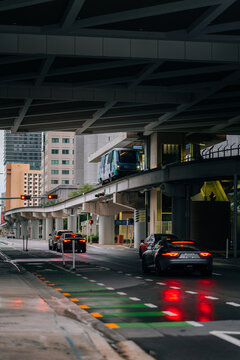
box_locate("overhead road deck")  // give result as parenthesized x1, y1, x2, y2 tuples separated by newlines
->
(5, 156, 240, 218)
(0, 0, 239, 136)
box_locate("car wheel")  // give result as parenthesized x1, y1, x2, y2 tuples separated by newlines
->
(48, 242, 52, 250)
(142, 259, 149, 274)
(155, 262, 162, 276)
(139, 249, 142, 259)
(81, 248, 86, 253)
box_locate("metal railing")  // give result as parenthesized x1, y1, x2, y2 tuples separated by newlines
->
(182, 144, 240, 162)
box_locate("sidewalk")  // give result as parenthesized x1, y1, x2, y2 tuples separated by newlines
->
(0, 248, 154, 360)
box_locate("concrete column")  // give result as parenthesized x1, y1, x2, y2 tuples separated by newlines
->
(99, 215, 115, 245)
(172, 195, 187, 239)
(21, 220, 28, 238)
(30, 219, 40, 239)
(42, 219, 46, 240)
(45, 218, 53, 240)
(134, 209, 146, 248)
(68, 215, 77, 232)
(55, 217, 63, 230)
(16, 222, 21, 238)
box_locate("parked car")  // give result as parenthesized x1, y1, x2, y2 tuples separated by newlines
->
(139, 233, 178, 258)
(56, 233, 87, 253)
(7, 231, 16, 239)
(142, 239, 212, 276)
(48, 230, 73, 250)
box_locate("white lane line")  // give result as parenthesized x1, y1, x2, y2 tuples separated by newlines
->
(156, 282, 166, 286)
(117, 271, 123, 273)
(170, 286, 180, 289)
(97, 283, 105, 286)
(82, 277, 88, 279)
(90, 280, 96, 282)
(226, 302, 240, 307)
(205, 296, 219, 300)
(210, 331, 240, 347)
(145, 303, 158, 308)
(186, 321, 204, 327)
(212, 272, 222, 276)
(130, 297, 140, 301)
(145, 279, 154, 282)
(106, 287, 115, 290)
(135, 276, 143, 279)
(126, 273, 132, 276)
(185, 291, 198, 294)
(163, 311, 177, 316)
(117, 292, 127, 295)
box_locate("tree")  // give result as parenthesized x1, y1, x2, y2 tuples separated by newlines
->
(68, 183, 94, 198)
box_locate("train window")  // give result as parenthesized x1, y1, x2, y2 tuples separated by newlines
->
(118, 150, 137, 163)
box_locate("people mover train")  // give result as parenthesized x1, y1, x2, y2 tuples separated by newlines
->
(98, 148, 141, 184)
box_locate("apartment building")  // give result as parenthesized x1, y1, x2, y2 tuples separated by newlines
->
(5, 163, 41, 211)
(41, 131, 75, 194)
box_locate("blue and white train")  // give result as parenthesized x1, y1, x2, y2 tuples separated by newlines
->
(98, 148, 141, 184)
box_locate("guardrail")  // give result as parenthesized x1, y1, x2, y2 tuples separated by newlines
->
(182, 145, 240, 162)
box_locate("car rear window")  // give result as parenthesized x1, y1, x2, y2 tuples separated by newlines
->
(166, 242, 200, 251)
(155, 234, 178, 241)
(58, 230, 73, 235)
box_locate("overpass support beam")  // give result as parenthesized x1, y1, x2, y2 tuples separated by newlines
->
(134, 209, 146, 248)
(99, 215, 115, 245)
(55, 217, 63, 230)
(30, 219, 40, 240)
(68, 215, 77, 232)
(45, 218, 53, 240)
(21, 220, 28, 238)
(16, 221, 21, 238)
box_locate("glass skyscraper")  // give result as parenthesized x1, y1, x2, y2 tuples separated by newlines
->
(4, 131, 42, 170)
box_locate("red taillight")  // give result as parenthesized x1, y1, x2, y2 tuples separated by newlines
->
(200, 252, 211, 257)
(56, 235, 60, 239)
(162, 252, 179, 257)
(172, 241, 194, 244)
(64, 239, 71, 243)
(79, 239, 86, 243)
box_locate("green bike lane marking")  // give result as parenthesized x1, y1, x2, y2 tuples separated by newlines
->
(107, 322, 193, 328)
(93, 311, 165, 317)
(82, 304, 151, 309)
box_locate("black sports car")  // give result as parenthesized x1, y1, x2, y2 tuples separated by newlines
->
(142, 239, 212, 276)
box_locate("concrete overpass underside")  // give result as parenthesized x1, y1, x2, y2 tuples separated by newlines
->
(0, 0, 239, 136)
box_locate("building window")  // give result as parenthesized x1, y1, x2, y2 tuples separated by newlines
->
(62, 138, 70, 143)
(51, 160, 59, 164)
(72, 150, 74, 154)
(62, 160, 69, 165)
(51, 170, 59, 174)
(62, 180, 69, 184)
(72, 160, 74, 165)
(51, 180, 58, 184)
(52, 138, 59, 143)
(51, 149, 59, 154)
(62, 170, 69, 174)
(62, 149, 69, 154)
(72, 170, 74, 174)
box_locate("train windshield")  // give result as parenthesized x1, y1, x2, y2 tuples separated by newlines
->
(118, 150, 138, 163)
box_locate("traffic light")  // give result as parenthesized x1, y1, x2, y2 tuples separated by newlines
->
(47, 194, 58, 200)
(89, 219, 93, 225)
(20, 195, 31, 200)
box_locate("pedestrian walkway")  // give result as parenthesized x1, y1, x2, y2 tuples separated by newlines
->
(0, 246, 154, 360)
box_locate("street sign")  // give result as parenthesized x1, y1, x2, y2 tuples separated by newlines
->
(115, 219, 134, 225)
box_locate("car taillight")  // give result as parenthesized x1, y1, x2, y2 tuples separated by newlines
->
(79, 239, 86, 242)
(200, 252, 211, 257)
(162, 252, 179, 257)
(64, 239, 71, 243)
(56, 235, 60, 239)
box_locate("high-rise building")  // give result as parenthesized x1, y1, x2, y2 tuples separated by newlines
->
(41, 131, 75, 195)
(4, 131, 42, 170)
(5, 163, 41, 211)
